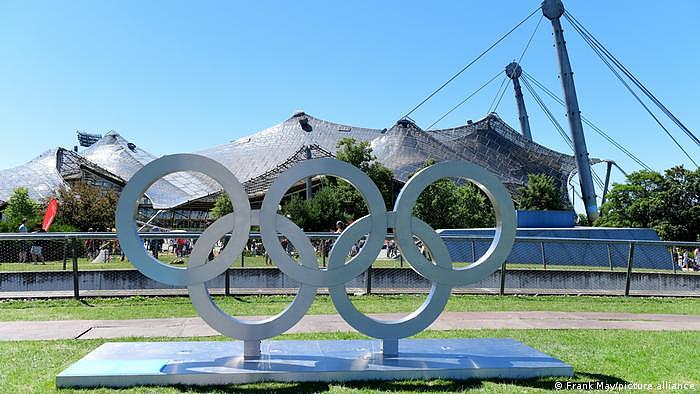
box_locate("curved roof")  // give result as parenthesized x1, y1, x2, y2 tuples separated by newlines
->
(0, 147, 125, 205)
(197, 112, 578, 198)
(1, 111, 582, 208)
(80, 132, 221, 209)
(371, 120, 467, 181)
(0, 149, 66, 204)
(196, 112, 384, 183)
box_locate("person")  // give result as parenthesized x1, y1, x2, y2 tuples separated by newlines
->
(18, 218, 28, 263)
(29, 225, 45, 264)
(111, 228, 124, 262)
(277, 238, 290, 266)
(149, 228, 164, 260)
(682, 249, 690, 270)
(386, 239, 397, 259)
(416, 238, 432, 261)
(85, 228, 100, 259)
(672, 247, 680, 269)
(176, 238, 185, 258)
(693, 248, 700, 270)
(349, 242, 359, 257)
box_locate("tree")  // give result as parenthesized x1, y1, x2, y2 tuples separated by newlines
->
(210, 193, 233, 220)
(596, 166, 699, 241)
(454, 182, 496, 228)
(283, 138, 396, 231)
(411, 161, 495, 229)
(576, 213, 591, 226)
(0, 187, 41, 231)
(517, 173, 567, 211)
(2, 187, 40, 225)
(54, 183, 119, 231)
(595, 170, 662, 229)
(334, 138, 395, 208)
(283, 187, 349, 232)
(652, 166, 700, 241)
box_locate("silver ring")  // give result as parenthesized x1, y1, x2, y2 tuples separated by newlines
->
(117, 154, 516, 344)
(260, 158, 387, 287)
(187, 212, 317, 340)
(328, 215, 452, 339)
(393, 160, 516, 286)
(115, 154, 251, 286)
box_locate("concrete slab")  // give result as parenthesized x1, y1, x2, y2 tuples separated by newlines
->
(56, 338, 573, 387)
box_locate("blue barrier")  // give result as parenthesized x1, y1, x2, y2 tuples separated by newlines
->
(516, 210, 576, 228)
(438, 228, 672, 270)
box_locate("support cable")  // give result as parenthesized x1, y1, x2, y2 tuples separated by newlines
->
(523, 71, 652, 171)
(487, 76, 509, 113)
(492, 79, 512, 113)
(562, 12, 698, 166)
(492, 14, 542, 115)
(399, 6, 541, 120)
(592, 168, 606, 190)
(564, 11, 700, 148)
(426, 70, 502, 130)
(521, 75, 602, 192)
(517, 14, 544, 64)
(521, 77, 574, 150)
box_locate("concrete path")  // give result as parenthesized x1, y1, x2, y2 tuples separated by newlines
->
(2, 311, 699, 341)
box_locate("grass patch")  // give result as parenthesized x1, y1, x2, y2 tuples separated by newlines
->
(1, 294, 698, 321)
(0, 255, 407, 272)
(2, 253, 690, 274)
(0, 329, 697, 393)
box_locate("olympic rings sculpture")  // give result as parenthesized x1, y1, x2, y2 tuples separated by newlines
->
(116, 154, 516, 357)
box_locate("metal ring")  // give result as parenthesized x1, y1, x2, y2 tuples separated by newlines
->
(115, 154, 251, 286)
(392, 160, 516, 286)
(117, 154, 516, 344)
(328, 215, 452, 339)
(260, 158, 387, 287)
(188, 213, 317, 340)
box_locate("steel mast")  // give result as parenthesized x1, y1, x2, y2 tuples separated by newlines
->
(542, 0, 598, 222)
(505, 62, 533, 141)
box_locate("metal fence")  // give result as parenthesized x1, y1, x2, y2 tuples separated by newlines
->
(0, 232, 698, 299)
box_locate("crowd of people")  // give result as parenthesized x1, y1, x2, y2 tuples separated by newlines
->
(673, 247, 700, 271)
(17, 218, 46, 264)
(85, 228, 125, 263)
(145, 235, 191, 263)
(13, 218, 435, 266)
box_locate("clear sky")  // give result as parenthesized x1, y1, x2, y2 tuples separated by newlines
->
(1, 0, 698, 198)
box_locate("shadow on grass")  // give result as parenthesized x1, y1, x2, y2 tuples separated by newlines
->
(107, 372, 627, 393)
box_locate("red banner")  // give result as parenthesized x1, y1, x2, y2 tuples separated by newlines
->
(42, 198, 58, 231)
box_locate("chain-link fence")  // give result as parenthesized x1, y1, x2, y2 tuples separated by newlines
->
(0, 232, 698, 298)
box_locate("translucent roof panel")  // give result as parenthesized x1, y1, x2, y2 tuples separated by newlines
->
(0, 149, 66, 203)
(0, 112, 586, 209)
(81, 132, 220, 209)
(196, 112, 384, 184)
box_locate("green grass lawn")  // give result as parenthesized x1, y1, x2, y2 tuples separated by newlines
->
(0, 254, 405, 271)
(0, 329, 697, 393)
(1, 253, 690, 274)
(1, 294, 698, 321)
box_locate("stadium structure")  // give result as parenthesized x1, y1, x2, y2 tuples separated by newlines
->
(0, 111, 583, 230)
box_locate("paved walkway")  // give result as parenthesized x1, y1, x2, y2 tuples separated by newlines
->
(2, 311, 699, 341)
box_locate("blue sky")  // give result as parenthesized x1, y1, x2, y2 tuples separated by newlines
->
(1, 0, 698, 198)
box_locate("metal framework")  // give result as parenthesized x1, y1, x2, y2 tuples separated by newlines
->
(1, 111, 581, 216)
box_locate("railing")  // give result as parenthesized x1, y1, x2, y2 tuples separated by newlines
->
(0, 232, 698, 299)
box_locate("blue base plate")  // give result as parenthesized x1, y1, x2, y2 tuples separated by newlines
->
(57, 338, 573, 387)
